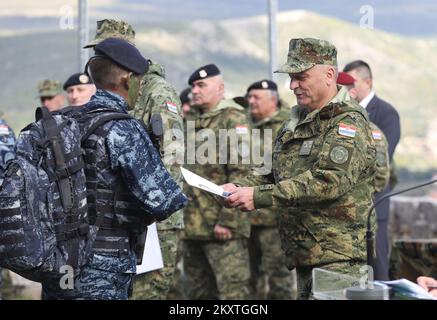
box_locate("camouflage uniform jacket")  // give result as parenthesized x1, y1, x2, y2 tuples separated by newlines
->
(129, 61, 185, 231)
(249, 107, 289, 226)
(242, 86, 377, 268)
(0, 118, 16, 166)
(370, 122, 390, 193)
(184, 99, 251, 240)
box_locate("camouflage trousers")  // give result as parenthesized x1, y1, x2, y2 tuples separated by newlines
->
(167, 237, 186, 299)
(184, 238, 251, 300)
(249, 225, 294, 299)
(42, 253, 136, 300)
(296, 261, 363, 300)
(131, 229, 182, 300)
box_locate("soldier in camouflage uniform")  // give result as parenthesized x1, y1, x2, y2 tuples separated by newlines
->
(37, 80, 65, 112)
(224, 38, 377, 300)
(85, 19, 185, 300)
(183, 64, 251, 300)
(0, 112, 16, 299)
(245, 79, 294, 299)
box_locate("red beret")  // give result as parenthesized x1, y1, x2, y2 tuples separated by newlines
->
(337, 72, 356, 85)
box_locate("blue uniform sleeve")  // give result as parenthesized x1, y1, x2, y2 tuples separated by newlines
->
(105, 119, 187, 220)
(0, 121, 16, 166)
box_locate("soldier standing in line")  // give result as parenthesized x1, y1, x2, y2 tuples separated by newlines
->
(0, 111, 16, 300)
(84, 19, 185, 300)
(183, 64, 252, 299)
(37, 80, 65, 112)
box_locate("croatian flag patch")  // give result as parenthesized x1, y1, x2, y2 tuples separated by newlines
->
(338, 123, 356, 138)
(235, 125, 248, 134)
(0, 125, 9, 135)
(372, 130, 382, 140)
(165, 101, 178, 114)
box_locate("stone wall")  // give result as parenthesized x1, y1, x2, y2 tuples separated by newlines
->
(389, 196, 437, 241)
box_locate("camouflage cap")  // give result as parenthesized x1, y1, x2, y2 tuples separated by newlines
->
(84, 19, 135, 48)
(38, 79, 62, 97)
(275, 38, 337, 74)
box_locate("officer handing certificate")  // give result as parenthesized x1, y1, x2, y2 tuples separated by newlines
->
(181, 167, 230, 198)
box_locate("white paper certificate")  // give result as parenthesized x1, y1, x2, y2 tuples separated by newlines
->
(181, 167, 230, 198)
(136, 223, 164, 274)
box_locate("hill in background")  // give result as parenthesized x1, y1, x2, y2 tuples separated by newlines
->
(0, 10, 436, 172)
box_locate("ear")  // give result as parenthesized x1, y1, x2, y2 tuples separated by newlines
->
(218, 82, 225, 96)
(365, 77, 373, 88)
(121, 73, 131, 91)
(326, 67, 336, 85)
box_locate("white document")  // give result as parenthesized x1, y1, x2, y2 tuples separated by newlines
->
(376, 278, 437, 300)
(136, 223, 164, 274)
(181, 167, 230, 198)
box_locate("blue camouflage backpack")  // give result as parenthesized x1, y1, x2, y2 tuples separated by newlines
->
(0, 106, 131, 283)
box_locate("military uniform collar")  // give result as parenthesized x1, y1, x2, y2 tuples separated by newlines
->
(85, 89, 129, 113)
(198, 99, 244, 119)
(298, 85, 354, 124)
(252, 110, 281, 127)
(145, 59, 166, 78)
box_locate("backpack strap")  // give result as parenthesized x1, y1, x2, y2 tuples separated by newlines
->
(36, 107, 74, 212)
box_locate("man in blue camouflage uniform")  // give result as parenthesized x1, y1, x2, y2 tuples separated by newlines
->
(41, 38, 187, 300)
(0, 113, 16, 299)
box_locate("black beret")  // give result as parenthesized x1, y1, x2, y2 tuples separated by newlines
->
(188, 64, 221, 85)
(247, 79, 278, 93)
(179, 88, 191, 104)
(63, 72, 93, 90)
(94, 37, 149, 75)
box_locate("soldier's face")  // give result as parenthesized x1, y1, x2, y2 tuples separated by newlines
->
(289, 65, 334, 110)
(66, 84, 96, 106)
(247, 89, 277, 122)
(191, 76, 224, 109)
(40, 94, 65, 112)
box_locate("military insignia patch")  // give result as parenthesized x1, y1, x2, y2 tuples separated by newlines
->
(261, 81, 268, 89)
(199, 70, 207, 78)
(299, 140, 314, 156)
(235, 125, 248, 134)
(329, 145, 349, 164)
(372, 130, 382, 140)
(0, 125, 9, 135)
(338, 123, 356, 138)
(165, 101, 178, 114)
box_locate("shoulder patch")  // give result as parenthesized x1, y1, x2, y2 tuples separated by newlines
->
(372, 130, 382, 141)
(329, 145, 350, 164)
(164, 101, 178, 114)
(338, 123, 356, 138)
(235, 124, 248, 134)
(0, 124, 10, 135)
